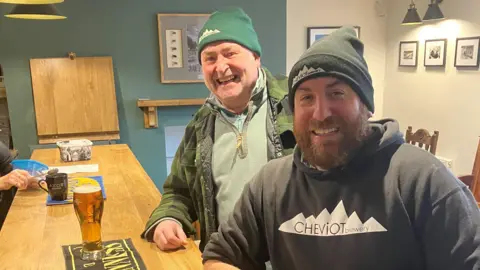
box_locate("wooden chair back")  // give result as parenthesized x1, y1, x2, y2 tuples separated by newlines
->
(470, 138, 480, 203)
(458, 137, 480, 206)
(405, 126, 440, 155)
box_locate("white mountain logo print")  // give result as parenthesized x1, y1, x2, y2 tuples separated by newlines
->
(279, 201, 387, 237)
(198, 29, 221, 43)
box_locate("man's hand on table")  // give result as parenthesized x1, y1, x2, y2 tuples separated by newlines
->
(0, 169, 32, 191)
(153, 220, 188, 251)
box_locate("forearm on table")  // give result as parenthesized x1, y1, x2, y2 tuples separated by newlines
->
(204, 260, 239, 270)
(143, 217, 183, 240)
(155, 177, 197, 228)
(142, 198, 196, 240)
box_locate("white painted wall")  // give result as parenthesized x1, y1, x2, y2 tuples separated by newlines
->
(384, 0, 480, 175)
(287, 0, 388, 119)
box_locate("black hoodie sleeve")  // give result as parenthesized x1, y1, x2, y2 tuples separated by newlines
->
(202, 171, 269, 269)
(0, 142, 13, 175)
(420, 165, 480, 270)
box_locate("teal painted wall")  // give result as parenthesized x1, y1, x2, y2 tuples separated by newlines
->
(0, 0, 286, 191)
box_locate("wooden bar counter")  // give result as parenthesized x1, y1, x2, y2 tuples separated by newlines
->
(0, 144, 202, 269)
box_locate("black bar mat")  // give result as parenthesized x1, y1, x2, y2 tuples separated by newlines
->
(62, 238, 147, 270)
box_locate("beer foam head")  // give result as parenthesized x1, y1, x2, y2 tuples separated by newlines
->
(73, 184, 101, 194)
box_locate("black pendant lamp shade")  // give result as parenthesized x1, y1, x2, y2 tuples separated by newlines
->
(5, 4, 66, 20)
(423, 0, 445, 21)
(0, 0, 63, 3)
(402, 2, 422, 25)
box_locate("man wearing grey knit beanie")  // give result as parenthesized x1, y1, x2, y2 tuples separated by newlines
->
(203, 27, 480, 270)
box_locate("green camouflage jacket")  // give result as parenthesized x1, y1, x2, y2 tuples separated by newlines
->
(141, 68, 295, 251)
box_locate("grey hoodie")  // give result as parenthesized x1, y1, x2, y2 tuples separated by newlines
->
(202, 119, 480, 270)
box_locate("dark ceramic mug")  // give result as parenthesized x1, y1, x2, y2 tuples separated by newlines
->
(38, 173, 68, 201)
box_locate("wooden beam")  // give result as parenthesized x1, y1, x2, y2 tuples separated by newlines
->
(137, 98, 205, 129)
(137, 98, 205, 108)
(38, 132, 119, 144)
(143, 106, 158, 128)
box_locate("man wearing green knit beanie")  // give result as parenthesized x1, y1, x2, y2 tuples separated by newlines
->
(142, 6, 295, 256)
(197, 7, 262, 63)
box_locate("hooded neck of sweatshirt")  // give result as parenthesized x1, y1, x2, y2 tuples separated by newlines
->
(295, 118, 405, 180)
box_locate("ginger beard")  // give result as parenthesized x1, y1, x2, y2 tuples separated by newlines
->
(294, 105, 371, 169)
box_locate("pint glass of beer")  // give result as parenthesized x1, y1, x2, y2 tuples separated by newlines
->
(73, 184, 105, 261)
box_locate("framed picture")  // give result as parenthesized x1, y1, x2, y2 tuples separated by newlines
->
(307, 26, 360, 48)
(454, 36, 480, 68)
(424, 39, 447, 67)
(157, 13, 210, 83)
(399, 41, 418, 67)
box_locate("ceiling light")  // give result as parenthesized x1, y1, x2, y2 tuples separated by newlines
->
(423, 0, 445, 21)
(402, 1, 423, 25)
(5, 4, 66, 20)
(0, 0, 63, 3)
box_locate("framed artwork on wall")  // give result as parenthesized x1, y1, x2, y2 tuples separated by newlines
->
(424, 39, 447, 67)
(307, 26, 360, 49)
(398, 41, 418, 67)
(454, 36, 480, 68)
(157, 13, 210, 83)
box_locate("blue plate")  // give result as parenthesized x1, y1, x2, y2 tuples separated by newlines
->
(11, 159, 49, 176)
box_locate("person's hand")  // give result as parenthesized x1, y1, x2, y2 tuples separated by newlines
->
(27, 175, 42, 189)
(0, 169, 32, 191)
(153, 220, 188, 251)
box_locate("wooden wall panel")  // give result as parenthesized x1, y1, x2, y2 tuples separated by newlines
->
(30, 56, 119, 143)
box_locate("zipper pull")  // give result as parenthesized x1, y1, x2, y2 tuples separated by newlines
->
(236, 134, 247, 159)
(236, 135, 242, 149)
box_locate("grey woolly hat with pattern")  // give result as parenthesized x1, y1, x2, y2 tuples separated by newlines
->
(288, 26, 374, 113)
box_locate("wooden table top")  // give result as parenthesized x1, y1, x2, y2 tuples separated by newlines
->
(0, 144, 202, 269)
